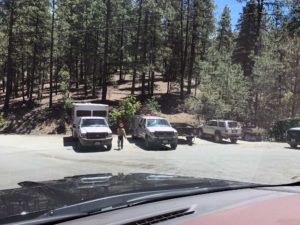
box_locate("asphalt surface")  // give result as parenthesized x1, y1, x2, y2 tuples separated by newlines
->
(0, 135, 300, 190)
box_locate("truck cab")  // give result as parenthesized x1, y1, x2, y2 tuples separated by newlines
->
(131, 115, 178, 150)
(72, 103, 112, 150)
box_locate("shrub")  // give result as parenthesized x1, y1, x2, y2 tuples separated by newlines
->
(270, 118, 300, 141)
(59, 65, 73, 109)
(140, 96, 161, 114)
(0, 112, 6, 128)
(109, 96, 141, 129)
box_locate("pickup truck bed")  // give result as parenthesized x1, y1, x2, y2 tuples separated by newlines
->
(171, 123, 196, 145)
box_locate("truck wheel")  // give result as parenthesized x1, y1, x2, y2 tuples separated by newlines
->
(230, 138, 238, 144)
(290, 144, 297, 149)
(132, 132, 137, 140)
(77, 142, 82, 152)
(214, 133, 222, 143)
(106, 144, 112, 151)
(198, 129, 203, 138)
(170, 142, 177, 150)
(145, 137, 152, 150)
(187, 137, 193, 145)
(72, 130, 78, 140)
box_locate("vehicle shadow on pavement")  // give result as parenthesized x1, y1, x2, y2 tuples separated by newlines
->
(178, 138, 194, 146)
(63, 136, 110, 153)
(284, 147, 300, 150)
(127, 137, 175, 151)
(197, 137, 239, 145)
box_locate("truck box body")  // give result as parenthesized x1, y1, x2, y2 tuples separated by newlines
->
(72, 103, 109, 126)
(72, 103, 112, 150)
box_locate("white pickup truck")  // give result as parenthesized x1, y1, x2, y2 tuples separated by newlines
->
(131, 115, 178, 150)
(72, 103, 113, 150)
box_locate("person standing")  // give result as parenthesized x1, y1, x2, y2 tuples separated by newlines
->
(117, 122, 127, 150)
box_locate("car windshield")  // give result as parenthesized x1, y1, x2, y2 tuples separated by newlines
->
(81, 119, 107, 127)
(146, 119, 170, 127)
(0, 0, 299, 223)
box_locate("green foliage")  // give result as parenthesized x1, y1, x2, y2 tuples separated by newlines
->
(0, 112, 6, 127)
(270, 118, 300, 142)
(109, 96, 141, 128)
(186, 46, 250, 121)
(59, 65, 73, 110)
(142, 97, 161, 114)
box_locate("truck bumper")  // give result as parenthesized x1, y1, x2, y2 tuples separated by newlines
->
(149, 137, 177, 145)
(223, 134, 240, 139)
(80, 137, 112, 146)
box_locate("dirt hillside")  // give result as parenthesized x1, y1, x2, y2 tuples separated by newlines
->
(0, 74, 199, 134)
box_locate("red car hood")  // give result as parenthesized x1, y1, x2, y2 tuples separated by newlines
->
(181, 193, 300, 225)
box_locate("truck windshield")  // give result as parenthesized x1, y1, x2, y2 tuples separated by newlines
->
(81, 119, 107, 127)
(146, 119, 170, 127)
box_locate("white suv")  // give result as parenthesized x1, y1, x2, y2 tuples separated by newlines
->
(198, 120, 242, 143)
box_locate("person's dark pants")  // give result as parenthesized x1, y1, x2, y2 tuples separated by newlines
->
(118, 136, 124, 149)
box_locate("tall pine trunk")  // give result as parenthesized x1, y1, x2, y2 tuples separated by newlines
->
(131, 0, 143, 95)
(187, 3, 197, 95)
(102, 0, 111, 101)
(141, 11, 149, 99)
(119, 19, 124, 82)
(4, 1, 15, 111)
(180, 0, 190, 99)
(49, 0, 55, 108)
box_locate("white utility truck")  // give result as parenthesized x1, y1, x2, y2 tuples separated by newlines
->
(131, 115, 178, 150)
(72, 103, 112, 150)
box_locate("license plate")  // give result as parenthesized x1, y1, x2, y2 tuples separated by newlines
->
(162, 140, 168, 144)
(291, 139, 296, 142)
(232, 130, 237, 133)
(95, 142, 101, 145)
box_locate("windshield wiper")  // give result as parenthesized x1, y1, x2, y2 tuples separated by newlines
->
(9, 183, 257, 225)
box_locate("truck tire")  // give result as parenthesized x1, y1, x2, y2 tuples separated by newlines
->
(132, 131, 137, 140)
(230, 138, 238, 144)
(214, 132, 222, 143)
(198, 129, 203, 138)
(106, 144, 112, 151)
(170, 142, 177, 150)
(77, 142, 82, 152)
(145, 137, 152, 150)
(187, 137, 193, 145)
(290, 144, 297, 149)
(72, 129, 78, 140)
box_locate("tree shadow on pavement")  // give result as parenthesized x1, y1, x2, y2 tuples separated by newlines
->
(63, 136, 110, 153)
(127, 137, 176, 151)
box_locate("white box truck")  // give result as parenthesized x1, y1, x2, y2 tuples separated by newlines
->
(71, 103, 113, 150)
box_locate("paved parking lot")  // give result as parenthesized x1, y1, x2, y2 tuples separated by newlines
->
(0, 135, 300, 190)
